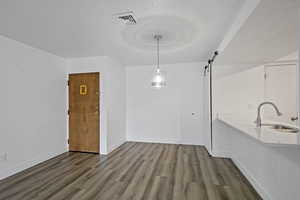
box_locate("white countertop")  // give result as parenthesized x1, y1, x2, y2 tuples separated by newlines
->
(217, 114, 300, 145)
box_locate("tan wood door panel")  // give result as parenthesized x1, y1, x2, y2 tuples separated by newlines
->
(68, 72, 100, 153)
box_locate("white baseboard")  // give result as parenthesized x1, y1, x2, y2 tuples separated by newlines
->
(127, 139, 205, 146)
(106, 140, 127, 155)
(211, 150, 229, 158)
(100, 149, 108, 155)
(231, 156, 272, 200)
(127, 139, 181, 145)
(0, 148, 67, 180)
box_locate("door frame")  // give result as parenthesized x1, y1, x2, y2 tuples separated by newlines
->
(68, 72, 100, 153)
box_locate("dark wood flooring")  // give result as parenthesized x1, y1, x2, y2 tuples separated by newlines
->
(0, 142, 262, 200)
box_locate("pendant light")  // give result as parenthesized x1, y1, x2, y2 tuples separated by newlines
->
(151, 35, 166, 89)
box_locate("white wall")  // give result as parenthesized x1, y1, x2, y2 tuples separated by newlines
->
(68, 56, 126, 154)
(126, 62, 206, 145)
(0, 36, 67, 179)
(213, 65, 265, 121)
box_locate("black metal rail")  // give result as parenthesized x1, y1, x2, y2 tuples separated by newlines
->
(204, 51, 218, 156)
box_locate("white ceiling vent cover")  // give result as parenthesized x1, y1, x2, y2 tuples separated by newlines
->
(114, 11, 137, 25)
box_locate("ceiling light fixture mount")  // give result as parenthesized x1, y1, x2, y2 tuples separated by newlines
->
(153, 34, 162, 41)
(151, 34, 166, 89)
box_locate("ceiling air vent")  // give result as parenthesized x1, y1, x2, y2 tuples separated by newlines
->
(114, 11, 137, 25)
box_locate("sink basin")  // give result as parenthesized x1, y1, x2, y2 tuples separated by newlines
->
(261, 123, 299, 133)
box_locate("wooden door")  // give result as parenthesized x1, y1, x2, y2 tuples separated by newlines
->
(68, 72, 100, 153)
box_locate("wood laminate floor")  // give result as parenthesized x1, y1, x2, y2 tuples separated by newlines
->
(0, 142, 262, 200)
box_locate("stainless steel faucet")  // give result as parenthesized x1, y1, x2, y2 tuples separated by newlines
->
(255, 102, 282, 127)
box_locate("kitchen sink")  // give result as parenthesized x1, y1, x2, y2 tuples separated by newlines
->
(261, 124, 299, 133)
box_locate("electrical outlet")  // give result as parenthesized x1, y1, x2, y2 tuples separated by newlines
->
(0, 153, 7, 161)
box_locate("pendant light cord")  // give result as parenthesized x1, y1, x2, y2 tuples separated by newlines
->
(157, 36, 160, 70)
